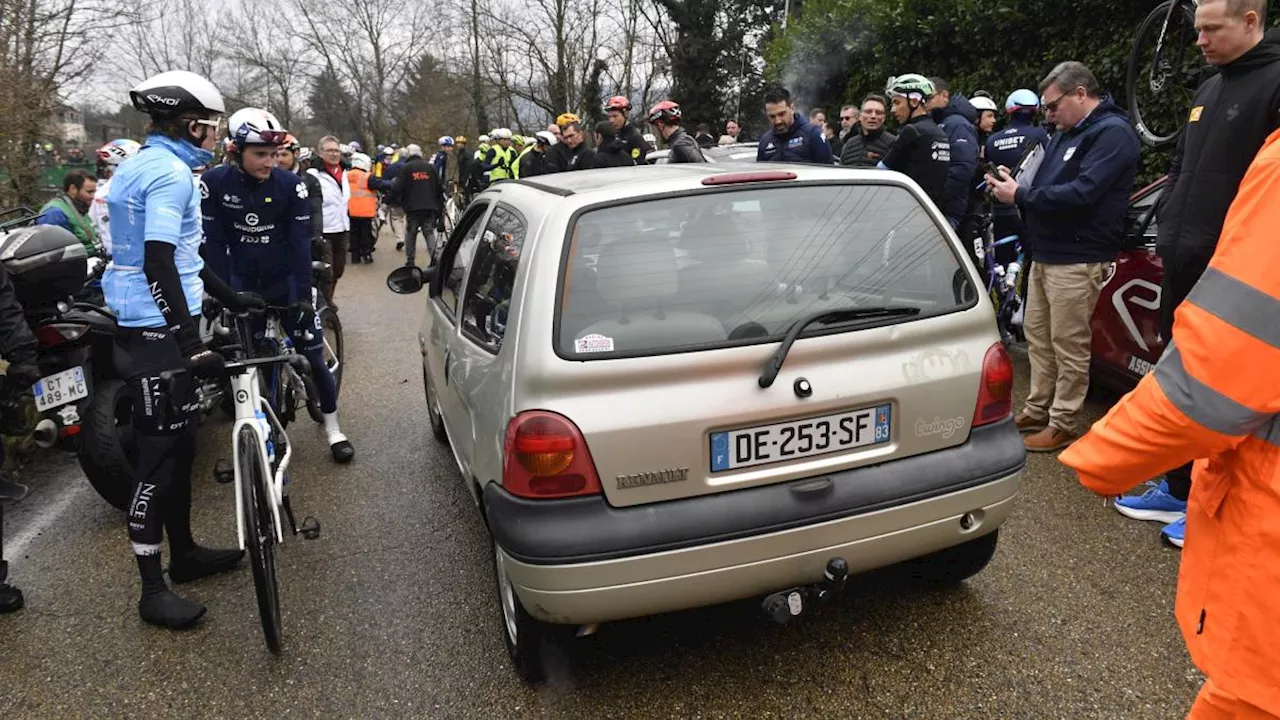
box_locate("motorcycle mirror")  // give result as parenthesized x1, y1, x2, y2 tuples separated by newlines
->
(386, 265, 428, 295)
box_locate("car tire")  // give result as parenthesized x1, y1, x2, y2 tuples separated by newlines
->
(491, 538, 556, 683)
(900, 529, 999, 586)
(423, 366, 447, 444)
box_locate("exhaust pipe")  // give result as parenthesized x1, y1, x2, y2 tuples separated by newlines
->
(32, 419, 58, 448)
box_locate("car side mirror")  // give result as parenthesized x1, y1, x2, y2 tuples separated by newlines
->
(387, 265, 435, 294)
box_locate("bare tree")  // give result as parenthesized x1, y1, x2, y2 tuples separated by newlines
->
(116, 0, 226, 81)
(479, 0, 607, 121)
(292, 0, 435, 145)
(0, 0, 141, 204)
(228, 3, 312, 128)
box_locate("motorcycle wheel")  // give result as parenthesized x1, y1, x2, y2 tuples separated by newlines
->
(77, 378, 135, 511)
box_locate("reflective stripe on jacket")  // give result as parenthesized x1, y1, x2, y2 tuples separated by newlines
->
(347, 169, 377, 218)
(1060, 128, 1280, 715)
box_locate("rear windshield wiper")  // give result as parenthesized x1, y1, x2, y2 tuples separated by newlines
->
(758, 306, 921, 388)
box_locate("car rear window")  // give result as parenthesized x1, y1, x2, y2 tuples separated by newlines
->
(557, 183, 973, 358)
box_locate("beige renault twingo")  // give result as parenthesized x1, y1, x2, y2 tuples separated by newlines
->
(387, 163, 1026, 681)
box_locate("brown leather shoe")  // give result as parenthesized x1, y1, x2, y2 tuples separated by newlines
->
(1024, 426, 1078, 452)
(1014, 411, 1048, 434)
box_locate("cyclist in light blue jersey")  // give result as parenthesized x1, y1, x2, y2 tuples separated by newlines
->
(105, 70, 267, 631)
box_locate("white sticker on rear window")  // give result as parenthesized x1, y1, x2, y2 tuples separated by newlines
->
(574, 333, 615, 353)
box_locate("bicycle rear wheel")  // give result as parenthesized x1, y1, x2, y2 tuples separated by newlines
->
(1126, 0, 1201, 149)
(237, 425, 282, 654)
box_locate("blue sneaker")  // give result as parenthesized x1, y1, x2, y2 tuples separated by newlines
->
(1114, 479, 1187, 524)
(1161, 516, 1185, 549)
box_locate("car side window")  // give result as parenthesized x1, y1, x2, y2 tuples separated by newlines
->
(437, 203, 489, 321)
(459, 204, 527, 353)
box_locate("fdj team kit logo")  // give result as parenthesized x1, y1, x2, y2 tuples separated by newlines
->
(245, 213, 259, 226)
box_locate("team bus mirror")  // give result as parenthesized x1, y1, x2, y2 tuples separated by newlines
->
(386, 265, 432, 295)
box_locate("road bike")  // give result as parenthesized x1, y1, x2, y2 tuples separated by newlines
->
(162, 307, 322, 654)
(1128, 1, 1279, 148)
(1127, 0, 1206, 149)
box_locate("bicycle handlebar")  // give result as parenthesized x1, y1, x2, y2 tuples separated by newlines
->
(159, 354, 313, 396)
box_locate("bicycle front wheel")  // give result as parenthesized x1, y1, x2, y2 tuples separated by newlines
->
(1126, 0, 1201, 149)
(238, 425, 282, 654)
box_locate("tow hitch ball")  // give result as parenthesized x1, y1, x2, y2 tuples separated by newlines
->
(762, 557, 849, 625)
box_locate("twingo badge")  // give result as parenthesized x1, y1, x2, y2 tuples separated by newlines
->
(617, 467, 689, 489)
(1189, 106, 1204, 122)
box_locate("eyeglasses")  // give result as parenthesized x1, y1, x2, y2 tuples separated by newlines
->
(840, 115, 855, 121)
(1041, 87, 1081, 113)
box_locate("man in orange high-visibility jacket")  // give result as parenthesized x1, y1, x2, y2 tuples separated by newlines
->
(1061, 128, 1280, 720)
(347, 153, 378, 264)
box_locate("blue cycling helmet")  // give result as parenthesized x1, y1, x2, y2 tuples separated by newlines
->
(438, 136, 455, 147)
(1005, 89, 1040, 114)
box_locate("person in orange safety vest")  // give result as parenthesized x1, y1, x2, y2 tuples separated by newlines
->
(1060, 128, 1280, 720)
(347, 152, 378, 264)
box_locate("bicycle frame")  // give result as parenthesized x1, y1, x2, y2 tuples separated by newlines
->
(229, 366, 292, 548)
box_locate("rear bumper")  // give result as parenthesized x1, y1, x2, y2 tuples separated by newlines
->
(486, 419, 1026, 625)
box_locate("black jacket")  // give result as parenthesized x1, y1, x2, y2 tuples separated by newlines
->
(617, 123, 648, 164)
(839, 125, 897, 167)
(594, 138, 637, 168)
(564, 143, 597, 171)
(1157, 30, 1280, 275)
(390, 157, 445, 214)
(0, 261, 36, 366)
(1013, 97, 1141, 264)
(665, 128, 707, 163)
(301, 169, 324, 244)
(881, 115, 950, 210)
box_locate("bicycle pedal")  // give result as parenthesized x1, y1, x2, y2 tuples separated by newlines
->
(299, 517, 321, 539)
(213, 458, 234, 484)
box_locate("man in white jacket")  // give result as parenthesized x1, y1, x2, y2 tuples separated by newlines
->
(308, 135, 352, 308)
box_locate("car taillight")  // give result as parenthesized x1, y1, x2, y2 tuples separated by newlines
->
(973, 342, 1014, 426)
(35, 322, 89, 349)
(503, 411, 602, 499)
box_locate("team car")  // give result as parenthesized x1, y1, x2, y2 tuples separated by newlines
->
(386, 163, 1026, 682)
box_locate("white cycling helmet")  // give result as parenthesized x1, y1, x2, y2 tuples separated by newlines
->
(438, 136, 455, 147)
(970, 95, 999, 114)
(97, 138, 141, 165)
(298, 147, 314, 163)
(350, 152, 372, 172)
(227, 107, 287, 148)
(492, 128, 512, 140)
(535, 131, 557, 145)
(478, 134, 490, 144)
(130, 70, 225, 118)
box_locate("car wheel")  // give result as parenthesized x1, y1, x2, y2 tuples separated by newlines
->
(900, 529, 999, 586)
(422, 366, 447, 444)
(491, 538, 557, 682)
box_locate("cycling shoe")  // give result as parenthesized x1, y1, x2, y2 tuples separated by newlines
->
(139, 588, 206, 630)
(0, 583, 24, 613)
(330, 438, 355, 464)
(168, 546, 245, 584)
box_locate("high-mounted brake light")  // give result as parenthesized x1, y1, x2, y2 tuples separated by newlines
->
(503, 411, 602, 499)
(701, 171, 798, 186)
(973, 343, 1014, 427)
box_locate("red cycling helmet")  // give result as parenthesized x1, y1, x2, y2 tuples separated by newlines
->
(604, 95, 631, 113)
(647, 100, 682, 125)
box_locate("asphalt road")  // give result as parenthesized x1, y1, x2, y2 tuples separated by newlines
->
(0, 232, 1201, 719)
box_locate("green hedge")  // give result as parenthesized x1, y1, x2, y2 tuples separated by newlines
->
(766, 0, 1174, 181)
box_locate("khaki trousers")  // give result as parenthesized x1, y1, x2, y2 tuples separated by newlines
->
(1022, 260, 1107, 435)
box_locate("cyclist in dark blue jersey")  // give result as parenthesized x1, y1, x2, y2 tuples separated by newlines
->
(105, 71, 266, 630)
(201, 108, 354, 463)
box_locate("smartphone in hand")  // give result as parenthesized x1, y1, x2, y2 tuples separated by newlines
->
(986, 162, 1009, 181)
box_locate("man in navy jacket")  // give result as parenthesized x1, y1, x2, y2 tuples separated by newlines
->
(985, 61, 1140, 454)
(757, 87, 835, 164)
(927, 78, 980, 229)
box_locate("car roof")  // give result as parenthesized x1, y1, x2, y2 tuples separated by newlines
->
(508, 163, 891, 200)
